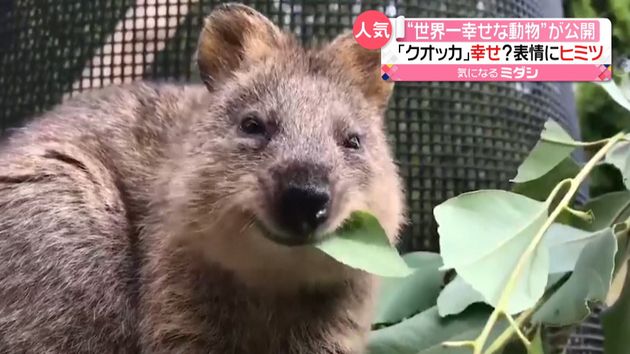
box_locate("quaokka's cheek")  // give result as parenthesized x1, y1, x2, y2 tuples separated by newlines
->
(193, 216, 356, 293)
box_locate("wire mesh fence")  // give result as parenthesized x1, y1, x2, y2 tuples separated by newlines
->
(0, 0, 585, 252)
(0, 0, 598, 352)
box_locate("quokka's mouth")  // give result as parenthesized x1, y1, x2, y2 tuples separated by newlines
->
(254, 219, 318, 247)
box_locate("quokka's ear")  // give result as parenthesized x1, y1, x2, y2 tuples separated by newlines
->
(196, 3, 285, 90)
(321, 31, 394, 112)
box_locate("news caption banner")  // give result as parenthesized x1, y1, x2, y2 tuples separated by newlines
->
(352, 10, 612, 82)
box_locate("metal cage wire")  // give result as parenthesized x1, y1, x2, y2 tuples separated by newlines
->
(0, 0, 584, 251)
(0, 1, 598, 352)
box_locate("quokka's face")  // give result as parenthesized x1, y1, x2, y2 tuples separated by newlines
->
(196, 66, 392, 246)
(181, 4, 405, 250)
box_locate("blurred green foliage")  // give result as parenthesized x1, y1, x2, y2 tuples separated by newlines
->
(564, 0, 630, 197)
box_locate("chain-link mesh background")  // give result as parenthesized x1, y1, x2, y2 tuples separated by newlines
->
(0, 0, 597, 352)
(0, 0, 586, 251)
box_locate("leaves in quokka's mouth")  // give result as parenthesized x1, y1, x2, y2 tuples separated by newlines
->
(605, 134, 630, 190)
(315, 211, 413, 278)
(511, 119, 578, 184)
(435, 190, 549, 314)
(533, 227, 617, 326)
(374, 252, 445, 326)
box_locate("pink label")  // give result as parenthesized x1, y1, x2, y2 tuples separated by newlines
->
(381, 64, 612, 82)
(380, 18, 612, 81)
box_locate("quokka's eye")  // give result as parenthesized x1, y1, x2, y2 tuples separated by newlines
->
(343, 134, 361, 150)
(239, 114, 266, 136)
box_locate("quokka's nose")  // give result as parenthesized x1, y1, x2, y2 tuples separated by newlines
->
(279, 183, 331, 238)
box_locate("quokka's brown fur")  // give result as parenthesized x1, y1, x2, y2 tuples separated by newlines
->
(0, 3, 406, 353)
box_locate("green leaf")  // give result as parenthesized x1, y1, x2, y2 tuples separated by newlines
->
(566, 192, 630, 274)
(602, 260, 630, 354)
(546, 272, 570, 291)
(543, 223, 602, 274)
(374, 252, 444, 325)
(528, 328, 544, 354)
(533, 228, 617, 326)
(620, 73, 630, 102)
(437, 276, 485, 317)
(605, 135, 630, 190)
(512, 158, 580, 201)
(435, 273, 568, 319)
(367, 306, 496, 354)
(613, 224, 630, 274)
(596, 80, 630, 113)
(435, 190, 549, 314)
(511, 120, 577, 183)
(316, 211, 413, 278)
(571, 0, 597, 18)
(568, 190, 630, 231)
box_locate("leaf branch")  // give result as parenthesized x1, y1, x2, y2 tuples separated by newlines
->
(484, 272, 572, 353)
(541, 136, 612, 147)
(443, 132, 626, 354)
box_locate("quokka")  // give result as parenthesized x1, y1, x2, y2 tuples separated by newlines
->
(0, 3, 406, 353)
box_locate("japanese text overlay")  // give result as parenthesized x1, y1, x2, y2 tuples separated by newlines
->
(353, 13, 613, 82)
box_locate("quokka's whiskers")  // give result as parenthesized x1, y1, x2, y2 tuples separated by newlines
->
(239, 216, 256, 234)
